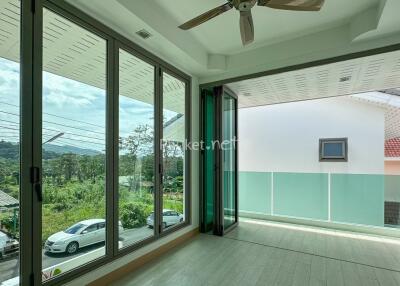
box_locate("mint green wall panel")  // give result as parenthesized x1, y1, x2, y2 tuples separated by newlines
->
(274, 172, 329, 220)
(239, 172, 271, 214)
(331, 174, 384, 227)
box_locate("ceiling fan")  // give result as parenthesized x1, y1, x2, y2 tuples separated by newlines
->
(179, 0, 325, 46)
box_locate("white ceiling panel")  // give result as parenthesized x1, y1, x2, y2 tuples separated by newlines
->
(227, 50, 400, 109)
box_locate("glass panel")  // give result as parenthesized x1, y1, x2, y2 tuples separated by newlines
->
(331, 174, 384, 226)
(42, 9, 106, 281)
(118, 49, 155, 248)
(323, 142, 343, 157)
(384, 175, 400, 227)
(274, 172, 329, 220)
(162, 73, 185, 230)
(0, 0, 20, 283)
(203, 92, 215, 232)
(239, 172, 271, 215)
(222, 93, 236, 229)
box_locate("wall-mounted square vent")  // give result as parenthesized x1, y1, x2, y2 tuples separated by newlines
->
(136, 29, 152, 39)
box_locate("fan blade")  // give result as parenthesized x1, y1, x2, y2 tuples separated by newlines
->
(258, 0, 325, 11)
(239, 11, 254, 46)
(179, 3, 233, 30)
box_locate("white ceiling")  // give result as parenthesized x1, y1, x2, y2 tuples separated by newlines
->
(67, 0, 400, 82)
(154, 0, 377, 55)
(227, 49, 400, 108)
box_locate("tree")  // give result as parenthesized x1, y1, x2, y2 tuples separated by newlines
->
(141, 155, 154, 182)
(119, 202, 149, 229)
(120, 125, 153, 192)
(60, 153, 78, 181)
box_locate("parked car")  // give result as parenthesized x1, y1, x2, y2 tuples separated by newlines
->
(45, 219, 123, 254)
(0, 230, 19, 259)
(146, 209, 184, 229)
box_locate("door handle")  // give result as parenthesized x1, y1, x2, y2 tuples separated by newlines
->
(31, 167, 43, 202)
(35, 182, 43, 202)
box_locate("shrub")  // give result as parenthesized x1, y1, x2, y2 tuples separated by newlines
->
(0, 214, 19, 237)
(119, 202, 148, 229)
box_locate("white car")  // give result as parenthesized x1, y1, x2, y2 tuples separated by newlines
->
(0, 231, 19, 259)
(45, 219, 123, 254)
(146, 209, 184, 229)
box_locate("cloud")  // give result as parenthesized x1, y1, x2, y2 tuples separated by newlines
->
(43, 72, 104, 108)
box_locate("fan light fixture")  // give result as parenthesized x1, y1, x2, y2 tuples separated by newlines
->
(179, 0, 325, 46)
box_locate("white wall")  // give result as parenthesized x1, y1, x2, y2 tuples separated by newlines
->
(239, 96, 385, 174)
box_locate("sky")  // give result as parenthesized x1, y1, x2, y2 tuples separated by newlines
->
(0, 57, 158, 153)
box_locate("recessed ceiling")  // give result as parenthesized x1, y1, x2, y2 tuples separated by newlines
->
(154, 0, 377, 55)
(226, 49, 400, 108)
(68, 0, 400, 81)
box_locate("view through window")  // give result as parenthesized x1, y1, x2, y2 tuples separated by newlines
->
(0, 0, 20, 283)
(162, 73, 186, 229)
(118, 49, 155, 248)
(41, 9, 106, 281)
(0, 3, 189, 284)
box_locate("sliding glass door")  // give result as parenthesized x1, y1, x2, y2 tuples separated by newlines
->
(222, 92, 237, 230)
(118, 47, 155, 249)
(162, 72, 187, 232)
(201, 87, 238, 236)
(41, 8, 108, 281)
(0, 1, 191, 284)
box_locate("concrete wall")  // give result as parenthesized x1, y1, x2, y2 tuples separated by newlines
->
(385, 160, 400, 175)
(239, 96, 385, 174)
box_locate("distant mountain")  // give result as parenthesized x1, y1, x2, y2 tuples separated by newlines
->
(43, 144, 101, 156)
(0, 140, 101, 160)
(0, 141, 19, 160)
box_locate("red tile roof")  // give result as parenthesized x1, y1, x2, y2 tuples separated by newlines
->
(385, 138, 400, 157)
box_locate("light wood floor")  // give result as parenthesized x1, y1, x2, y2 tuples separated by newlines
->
(112, 220, 400, 286)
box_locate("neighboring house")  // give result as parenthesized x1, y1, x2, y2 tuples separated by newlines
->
(238, 91, 400, 228)
(239, 94, 385, 174)
(0, 191, 19, 234)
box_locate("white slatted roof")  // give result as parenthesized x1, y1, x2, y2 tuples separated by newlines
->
(351, 91, 400, 140)
(0, 0, 185, 115)
(227, 50, 400, 109)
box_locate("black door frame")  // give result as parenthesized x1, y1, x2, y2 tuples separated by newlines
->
(200, 86, 239, 236)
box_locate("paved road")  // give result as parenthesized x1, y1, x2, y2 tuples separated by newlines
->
(0, 226, 153, 283)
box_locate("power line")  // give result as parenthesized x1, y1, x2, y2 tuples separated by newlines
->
(43, 127, 104, 142)
(44, 112, 105, 129)
(0, 125, 103, 147)
(58, 136, 105, 146)
(0, 101, 105, 129)
(0, 110, 105, 135)
(0, 125, 19, 131)
(0, 118, 105, 141)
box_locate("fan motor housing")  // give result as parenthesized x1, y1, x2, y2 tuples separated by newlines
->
(232, 0, 256, 11)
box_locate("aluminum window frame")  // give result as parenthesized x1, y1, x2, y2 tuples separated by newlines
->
(114, 42, 159, 256)
(19, 0, 193, 285)
(159, 67, 192, 237)
(319, 138, 348, 162)
(39, 4, 114, 286)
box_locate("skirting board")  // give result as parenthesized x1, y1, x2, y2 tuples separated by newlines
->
(87, 228, 199, 286)
(239, 211, 400, 239)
